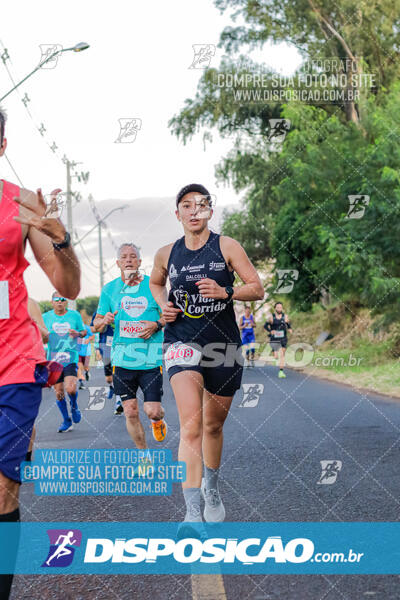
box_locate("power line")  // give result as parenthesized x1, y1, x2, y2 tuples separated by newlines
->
(0, 39, 79, 176)
(74, 234, 100, 271)
(3, 153, 24, 186)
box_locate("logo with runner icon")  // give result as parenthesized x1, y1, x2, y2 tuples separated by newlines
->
(346, 195, 370, 219)
(39, 44, 63, 69)
(275, 269, 299, 294)
(268, 119, 291, 143)
(239, 383, 264, 408)
(188, 44, 216, 69)
(42, 529, 82, 567)
(114, 118, 142, 143)
(317, 460, 342, 485)
(86, 386, 107, 411)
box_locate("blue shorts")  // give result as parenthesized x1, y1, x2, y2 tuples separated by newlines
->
(0, 382, 42, 483)
(242, 331, 256, 345)
(56, 362, 78, 383)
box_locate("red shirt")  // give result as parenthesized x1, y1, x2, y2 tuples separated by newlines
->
(0, 179, 45, 385)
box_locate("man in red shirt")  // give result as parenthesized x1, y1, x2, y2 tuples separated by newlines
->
(0, 107, 81, 598)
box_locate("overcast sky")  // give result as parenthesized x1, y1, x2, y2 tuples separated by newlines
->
(1, 0, 301, 300)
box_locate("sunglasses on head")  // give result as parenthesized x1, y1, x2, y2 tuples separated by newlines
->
(53, 297, 67, 302)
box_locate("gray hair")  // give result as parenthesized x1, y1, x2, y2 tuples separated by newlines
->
(117, 243, 141, 260)
(0, 106, 7, 145)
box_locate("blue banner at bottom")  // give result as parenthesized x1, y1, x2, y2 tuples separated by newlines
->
(0, 522, 399, 574)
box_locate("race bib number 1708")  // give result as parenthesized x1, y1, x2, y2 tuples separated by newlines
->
(165, 342, 202, 371)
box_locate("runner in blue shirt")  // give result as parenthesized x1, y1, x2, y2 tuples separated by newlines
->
(239, 306, 256, 367)
(77, 324, 94, 389)
(91, 311, 116, 405)
(43, 292, 86, 432)
(93, 243, 168, 446)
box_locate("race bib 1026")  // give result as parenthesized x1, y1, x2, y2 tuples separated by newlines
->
(119, 320, 145, 339)
(274, 330, 284, 338)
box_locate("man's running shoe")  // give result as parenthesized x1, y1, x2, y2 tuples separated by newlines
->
(58, 419, 73, 433)
(85, 371, 90, 381)
(114, 398, 123, 415)
(71, 407, 82, 423)
(151, 419, 168, 442)
(78, 380, 84, 390)
(278, 369, 286, 378)
(108, 385, 114, 399)
(201, 478, 226, 522)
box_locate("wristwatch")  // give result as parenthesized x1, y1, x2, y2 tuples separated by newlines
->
(224, 286, 234, 301)
(52, 231, 71, 251)
(155, 320, 163, 331)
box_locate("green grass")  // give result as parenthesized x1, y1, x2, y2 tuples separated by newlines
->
(253, 304, 400, 396)
(298, 326, 400, 397)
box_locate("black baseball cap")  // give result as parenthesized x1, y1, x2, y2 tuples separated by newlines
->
(176, 183, 212, 207)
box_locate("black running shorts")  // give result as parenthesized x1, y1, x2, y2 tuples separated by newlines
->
(113, 366, 163, 402)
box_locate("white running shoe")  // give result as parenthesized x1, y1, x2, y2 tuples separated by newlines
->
(201, 477, 226, 522)
(177, 509, 206, 541)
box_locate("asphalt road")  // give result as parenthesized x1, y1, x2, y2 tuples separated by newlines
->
(11, 362, 400, 600)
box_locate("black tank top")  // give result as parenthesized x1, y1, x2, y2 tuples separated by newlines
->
(270, 312, 288, 340)
(165, 231, 241, 347)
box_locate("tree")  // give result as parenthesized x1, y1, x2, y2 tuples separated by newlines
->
(215, 0, 400, 123)
(76, 296, 99, 317)
(169, 1, 400, 313)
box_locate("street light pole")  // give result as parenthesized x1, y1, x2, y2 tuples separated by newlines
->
(74, 205, 128, 246)
(73, 203, 128, 293)
(98, 221, 104, 290)
(66, 159, 72, 234)
(0, 42, 90, 103)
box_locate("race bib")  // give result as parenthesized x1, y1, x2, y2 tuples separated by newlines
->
(0, 281, 10, 319)
(52, 351, 71, 364)
(119, 320, 145, 338)
(274, 330, 284, 338)
(164, 342, 202, 371)
(106, 335, 113, 346)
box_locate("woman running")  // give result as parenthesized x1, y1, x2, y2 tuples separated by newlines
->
(150, 183, 264, 526)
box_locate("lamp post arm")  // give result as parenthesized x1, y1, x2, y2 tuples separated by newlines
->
(0, 49, 63, 102)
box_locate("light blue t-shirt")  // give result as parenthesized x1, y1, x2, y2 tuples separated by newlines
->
(43, 309, 85, 366)
(77, 324, 93, 357)
(97, 275, 163, 370)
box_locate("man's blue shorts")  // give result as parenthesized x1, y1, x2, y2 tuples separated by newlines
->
(56, 362, 78, 383)
(0, 382, 42, 483)
(241, 331, 256, 345)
